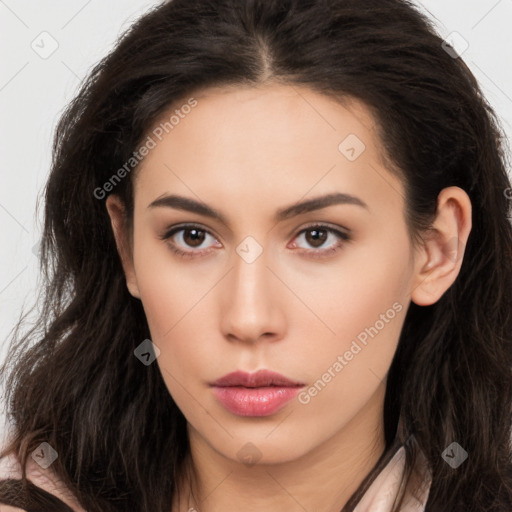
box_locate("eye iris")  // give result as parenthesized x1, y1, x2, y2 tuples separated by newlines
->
(306, 228, 327, 248)
(184, 228, 205, 247)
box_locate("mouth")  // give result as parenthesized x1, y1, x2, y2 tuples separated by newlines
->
(209, 370, 305, 417)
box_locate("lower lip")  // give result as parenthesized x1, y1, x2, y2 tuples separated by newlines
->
(212, 386, 302, 416)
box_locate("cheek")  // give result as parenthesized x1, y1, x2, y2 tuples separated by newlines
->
(131, 232, 222, 389)
(132, 228, 214, 336)
(288, 230, 411, 400)
(133, 257, 208, 417)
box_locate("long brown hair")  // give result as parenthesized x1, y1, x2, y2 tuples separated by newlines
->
(1, 0, 511, 510)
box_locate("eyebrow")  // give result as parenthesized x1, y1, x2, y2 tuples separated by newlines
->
(147, 192, 368, 225)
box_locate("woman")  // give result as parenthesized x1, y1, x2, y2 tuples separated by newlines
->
(0, 0, 511, 510)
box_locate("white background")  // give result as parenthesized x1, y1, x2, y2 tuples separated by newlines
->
(1, 0, 512, 442)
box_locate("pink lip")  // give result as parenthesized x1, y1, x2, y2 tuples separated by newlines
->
(210, 370, 305, 417)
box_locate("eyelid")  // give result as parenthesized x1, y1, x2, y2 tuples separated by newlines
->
(159, 222, 221, 258)
(160, 222, 218, 242)
(293, 221, 351, 238)
(288, 222, 351, 257)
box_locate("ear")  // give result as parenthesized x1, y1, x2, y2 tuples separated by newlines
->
(105, 194, 141, 299)
(410, 186, 472, 306)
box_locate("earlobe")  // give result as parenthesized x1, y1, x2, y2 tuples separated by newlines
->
(410, 187, 472, 306)
(105, 195, 141, 299)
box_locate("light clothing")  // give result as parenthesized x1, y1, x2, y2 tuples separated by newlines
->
(354, 445, 431, 511)
(0, 443, 431, 511)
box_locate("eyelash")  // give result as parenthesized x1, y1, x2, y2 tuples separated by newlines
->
(159, 223, 351, 260)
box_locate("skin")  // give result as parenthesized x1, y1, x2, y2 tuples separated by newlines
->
(106, 83, 472, 512)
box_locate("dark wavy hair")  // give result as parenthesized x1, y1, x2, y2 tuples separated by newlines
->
(1, 0, 511, 510)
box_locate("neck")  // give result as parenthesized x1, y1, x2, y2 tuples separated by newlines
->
(174, 381, 387, 512)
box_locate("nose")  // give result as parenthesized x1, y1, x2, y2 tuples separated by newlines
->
(220, 245, 286, 345)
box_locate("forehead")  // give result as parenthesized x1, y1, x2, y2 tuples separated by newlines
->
(140, 83, 381, 166)
(132, 83, 404, 220)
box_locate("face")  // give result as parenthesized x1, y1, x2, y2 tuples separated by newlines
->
(109, 83, 421, 465)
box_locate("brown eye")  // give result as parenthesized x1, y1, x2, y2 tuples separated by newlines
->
(304, 228, 328, 248)
(182, 228, 206, 247)
(291, 224, 351, 258)
(160, 224, 221, 258)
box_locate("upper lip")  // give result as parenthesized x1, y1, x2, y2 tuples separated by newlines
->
(210, 370, 305, 388)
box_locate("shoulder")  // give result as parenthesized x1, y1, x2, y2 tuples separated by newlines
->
(0, 450, 85, 512)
